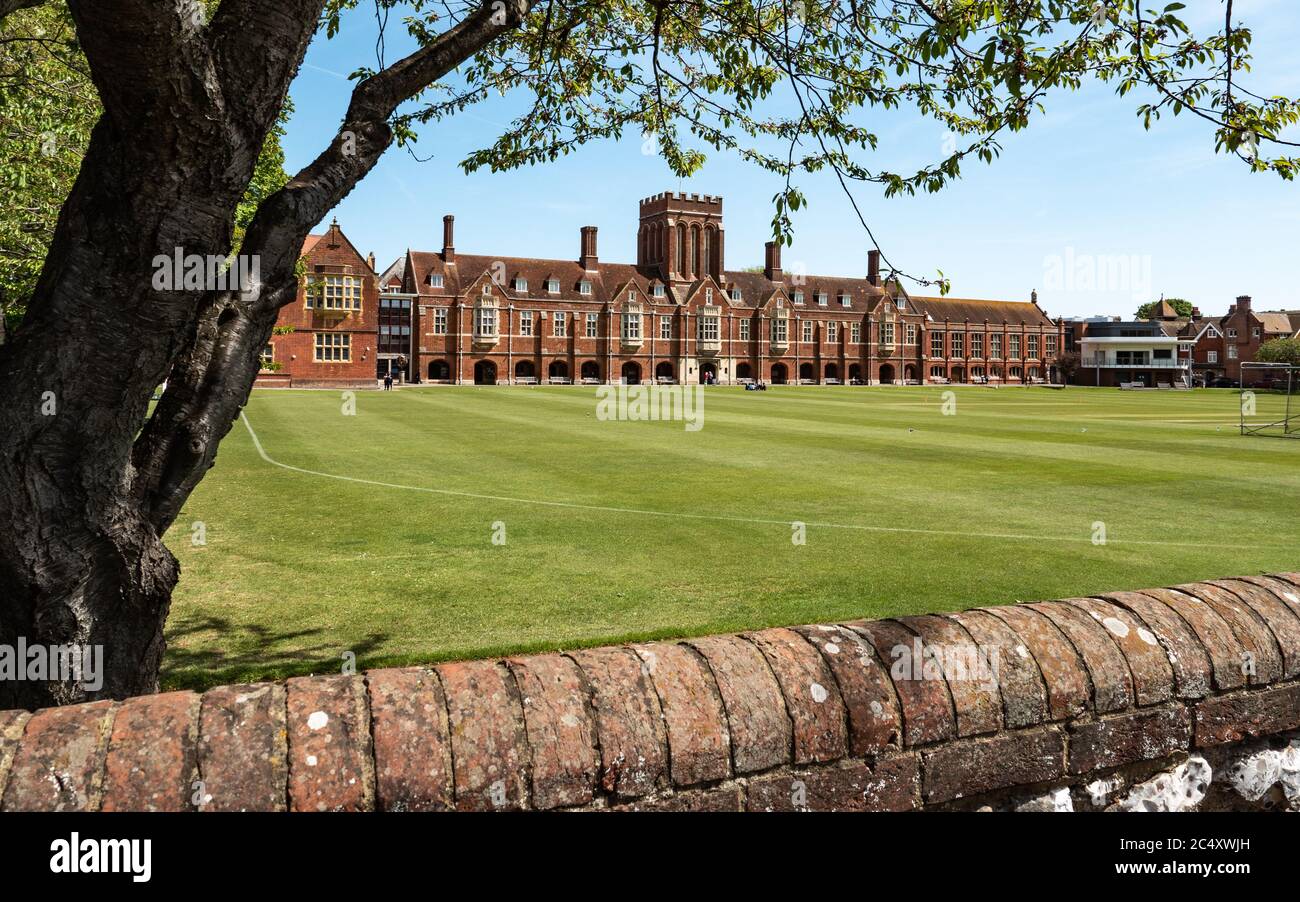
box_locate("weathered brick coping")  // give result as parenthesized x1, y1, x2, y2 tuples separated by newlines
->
(3, 575, 1300, 812)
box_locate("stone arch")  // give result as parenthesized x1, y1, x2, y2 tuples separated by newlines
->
(473, 360, 497, 385)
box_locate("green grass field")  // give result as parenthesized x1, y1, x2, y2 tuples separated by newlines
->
(161, 385, 1300, 690)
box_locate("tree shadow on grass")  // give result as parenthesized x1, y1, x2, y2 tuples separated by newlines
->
(160, 614, 390, 692)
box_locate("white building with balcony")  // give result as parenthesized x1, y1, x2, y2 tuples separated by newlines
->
(1078, 321, 1193, 387)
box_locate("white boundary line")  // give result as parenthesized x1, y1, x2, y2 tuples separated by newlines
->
(239, 412, 1294, 551)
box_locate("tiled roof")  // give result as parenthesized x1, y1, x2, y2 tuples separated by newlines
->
(403, 250, 1048, 323)
(301, 234, 324, 256)
(1257, 312, 1297, 335)
(908, 295, 1054, 327)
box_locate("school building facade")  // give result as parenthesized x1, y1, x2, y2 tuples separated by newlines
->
(397, 192, 1064, 387)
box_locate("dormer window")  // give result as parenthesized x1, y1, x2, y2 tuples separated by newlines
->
(579, 279, 592, 296)
(429, 273, 444, 288)
(730, 289, 742, 302)
(792, 291, 804, 305)
(653, 283, 665, 298)
(513, 277, 528, 293)
(816, 292, 828, 306)
(545, 278, 559, 294)
(839, 293, 851, 307)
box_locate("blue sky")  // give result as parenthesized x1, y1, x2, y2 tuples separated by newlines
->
(283, 1, 1299, 320)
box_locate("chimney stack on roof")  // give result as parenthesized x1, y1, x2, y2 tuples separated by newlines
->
(1236, 294, 1252, 312)
(580, 226, 599, 270)
(366, 252, 376, 273)
(867, 249, 880, 287)
(764, 241, 782, 282)
(442, 215, 455, 264)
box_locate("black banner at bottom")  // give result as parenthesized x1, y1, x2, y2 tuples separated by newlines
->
(0, 811, 1279, 889)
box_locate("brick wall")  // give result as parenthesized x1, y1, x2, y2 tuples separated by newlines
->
(3, 573, 1299, 811)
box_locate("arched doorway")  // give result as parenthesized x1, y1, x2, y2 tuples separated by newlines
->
(771, 363, 788, 385)
(849, 363, 863, 384)
(514, 360, 536, 381)
(736, 362, 753, 381)
(879, 363, 896, 385)
(698, 361, 718, 384)
(903, 364, 916, 384)
(548, 360, 569, 381)
(621, 361, 642, 385)
(950, 366, 966, 384)
(798, 362, 814, 383)
(655, 361, 675, 383)
(427, 359, 450, 381)
(824, 362, 840, 382)
(580, 361, 601, 382)
(474, 360, 497, 385)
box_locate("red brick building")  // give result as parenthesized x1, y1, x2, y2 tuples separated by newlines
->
(402, 192, 1063, 386)
(1210, 295, 1299, 383)
(256, 219, 381, 388)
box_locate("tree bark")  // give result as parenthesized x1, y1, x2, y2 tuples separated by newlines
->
(0, 0, 533, 710)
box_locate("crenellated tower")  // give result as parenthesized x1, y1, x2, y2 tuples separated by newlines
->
(636, 192, 724, 285)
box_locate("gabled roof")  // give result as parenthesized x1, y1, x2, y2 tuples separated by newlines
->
(301, 234, 324, 257)
(1180, 319, 1221, 341)
(377, 257, 406, 290)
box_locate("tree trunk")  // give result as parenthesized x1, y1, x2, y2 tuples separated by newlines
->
(0, 0, 532, 709)
(0, 0, 319, 709)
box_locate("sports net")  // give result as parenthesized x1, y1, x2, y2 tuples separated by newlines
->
(1238, 363, 1299, 438)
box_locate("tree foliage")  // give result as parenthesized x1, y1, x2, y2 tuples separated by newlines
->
(340, 0, 1300, 290)
(1257, 337, 1300, 367)
(0, 3, 95, 332)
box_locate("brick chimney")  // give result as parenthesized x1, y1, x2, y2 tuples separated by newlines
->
(867, 249, 880, 287)
(580, 226, 598, 270)
(366, 252, 376, 273)
(1236, 294, 1252, 312)
(442, 215, 455, 264)
(764, 241, 782, 281)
